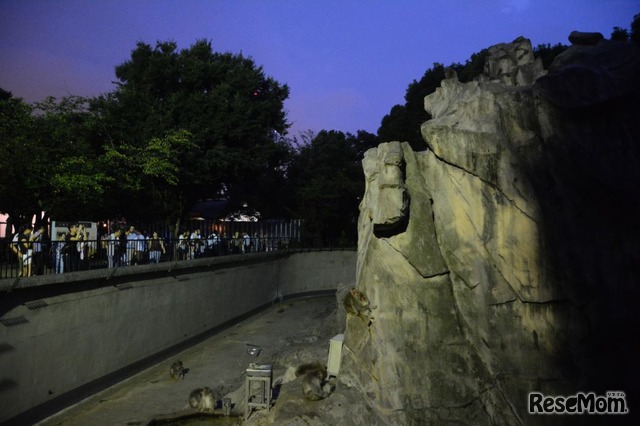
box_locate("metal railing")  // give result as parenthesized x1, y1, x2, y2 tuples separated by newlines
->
(0, 236, 306, 279)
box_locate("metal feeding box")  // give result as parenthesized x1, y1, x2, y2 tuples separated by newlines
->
(245, 363, 272, 419)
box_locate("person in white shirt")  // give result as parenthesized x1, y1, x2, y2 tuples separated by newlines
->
(189, 229, 202, 259)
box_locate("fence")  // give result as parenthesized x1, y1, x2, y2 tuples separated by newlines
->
(0, 216, 358, 278)
(0, 234, 300, 279)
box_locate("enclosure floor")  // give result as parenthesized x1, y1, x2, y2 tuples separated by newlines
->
(37, 296, 339, 426)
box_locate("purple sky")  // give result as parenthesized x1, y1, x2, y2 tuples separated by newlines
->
(1, 0, 637, 137)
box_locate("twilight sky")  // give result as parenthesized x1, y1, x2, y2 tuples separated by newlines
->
(1, 0, 637, 137)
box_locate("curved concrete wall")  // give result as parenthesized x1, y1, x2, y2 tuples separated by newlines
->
(0, 249, 356, 424)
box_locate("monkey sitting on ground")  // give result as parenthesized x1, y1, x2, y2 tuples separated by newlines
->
(295, 362, 334, 401)
(170, 360, 185, 381)
(188, 387, 215, 412)
(343, 287, 376, 325)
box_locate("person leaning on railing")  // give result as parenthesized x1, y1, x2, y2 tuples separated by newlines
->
(10, 231, 21, 275)
(104, 228, 122, 268)
(135, 231, 147, 264)
(65, 223, 86, 272)
(30, 225, 47, 275)
(12, 226, 34, 277)
(148, 231, 166, 263)
(53, 232, 67, 274)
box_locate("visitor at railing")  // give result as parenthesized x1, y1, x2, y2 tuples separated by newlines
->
(125, 226, 138, 266)
(148, 231, 166, 264)
(53, 232, 66, 274)
(103, 228, 123, 268)
(135, 230, 147, 265)
(32, 224, 46, 275)
(11, 225, 33, 277)
(189, 229, 203, 259)
(205, 231, 220, 256)
(65, 223, 86, 272)
(177, 230, 189, 261)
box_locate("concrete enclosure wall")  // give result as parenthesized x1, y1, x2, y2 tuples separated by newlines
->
(0, 250, 356, 423)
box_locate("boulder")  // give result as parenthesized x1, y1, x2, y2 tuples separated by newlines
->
(568, 30, 604, 46)
(536, 40, 640, 108)
(483, 36, 545, 86)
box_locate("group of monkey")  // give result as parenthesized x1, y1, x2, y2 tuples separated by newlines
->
(168, 361, 214, 411)
(169, 287, 376, 411)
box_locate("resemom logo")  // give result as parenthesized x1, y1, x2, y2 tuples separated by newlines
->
(529, 391, 629, 415)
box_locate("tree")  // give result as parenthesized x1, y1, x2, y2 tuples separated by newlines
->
(609, 14, 640, 43)
(102, 129, 197, 234)
(92, 39, 291, 231)
(287, 130, 379, 246)
(31, 96, 110, 220)
(630, 13, 639, 44)
(0, 90, 37, 230)
(377, 51, 488, 150)
(611, 26, 629, 42)
(378, 63, 447, 151)
(532, 43, 568, 70)
(0, 91, 109, 230)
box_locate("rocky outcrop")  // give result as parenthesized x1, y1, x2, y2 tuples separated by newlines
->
(340, 36, 640, 425)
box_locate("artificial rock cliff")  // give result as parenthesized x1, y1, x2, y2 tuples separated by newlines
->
(340, 35, 640, 425)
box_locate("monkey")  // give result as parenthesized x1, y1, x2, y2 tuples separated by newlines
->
(295, 362, 334, 401)
(444, 66, 458, 81)
(188, 387, 215, 412)
(170, 361, 185, 381)
(343, 287, 376, 325)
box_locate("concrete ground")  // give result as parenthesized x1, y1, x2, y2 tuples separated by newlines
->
(36, 296, 378, 426)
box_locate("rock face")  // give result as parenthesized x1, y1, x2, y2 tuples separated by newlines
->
(340, 36, 640, 425)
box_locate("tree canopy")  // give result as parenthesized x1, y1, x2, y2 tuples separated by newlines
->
(286, 130, 379, 246)
(0, 92, 107, 229)
(1, 40, 292, 235)
(92, 39, 291, 231)
(0, 90, 37, 224)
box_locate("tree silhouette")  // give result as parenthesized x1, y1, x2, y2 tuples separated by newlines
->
(92, 40, 290, 231)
